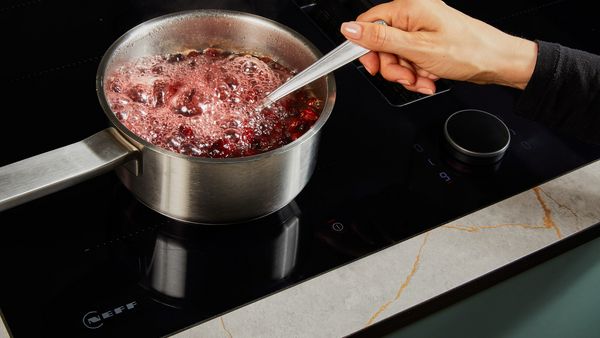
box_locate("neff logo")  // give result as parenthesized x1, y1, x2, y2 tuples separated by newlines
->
(82, 301, 137, 329)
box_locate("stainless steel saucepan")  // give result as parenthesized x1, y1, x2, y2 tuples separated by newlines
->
(0, 10, 336, 223)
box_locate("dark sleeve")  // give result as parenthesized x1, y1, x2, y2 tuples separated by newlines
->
(515, 40, 600, 144)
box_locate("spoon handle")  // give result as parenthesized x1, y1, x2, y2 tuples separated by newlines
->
(263, 20, 386, 106)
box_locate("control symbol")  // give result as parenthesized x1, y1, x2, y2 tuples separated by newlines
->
(332, 222, 344, 232)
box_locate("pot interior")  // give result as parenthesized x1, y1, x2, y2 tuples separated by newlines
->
(96, 10, 335, 151)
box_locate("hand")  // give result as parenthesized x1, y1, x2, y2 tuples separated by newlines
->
(340, 0, 538, 94)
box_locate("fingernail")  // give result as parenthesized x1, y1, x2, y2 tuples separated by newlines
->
(417, 88, 434, 95)
(364, 65, 375, 75)
(398, 79, 412, 86)
(341, 22, 362, 39)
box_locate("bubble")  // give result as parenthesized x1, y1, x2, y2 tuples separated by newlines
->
(219, 115, 242, 129)
(215, 84, 230, 100)
(219, 73, 234, 87)
(224, 129, 241, 143)
(105, 50, 322, 158)
(242, 60, 257, 74)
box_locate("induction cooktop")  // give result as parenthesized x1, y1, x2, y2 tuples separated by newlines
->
(1, 0, 598, 337)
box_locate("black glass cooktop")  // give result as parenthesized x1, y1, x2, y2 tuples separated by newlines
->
(1, 0, 599, 337)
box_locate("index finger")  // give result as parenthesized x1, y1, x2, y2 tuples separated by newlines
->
(357, 2, 397, 26)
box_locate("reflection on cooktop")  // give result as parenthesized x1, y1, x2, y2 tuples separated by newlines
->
(119, 188, 303, 309)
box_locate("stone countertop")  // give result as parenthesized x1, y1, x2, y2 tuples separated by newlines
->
(2, 160, 599, 338)
(170, 159, 600, 338)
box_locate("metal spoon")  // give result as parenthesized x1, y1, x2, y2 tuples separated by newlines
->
(261, 20, 386, 108)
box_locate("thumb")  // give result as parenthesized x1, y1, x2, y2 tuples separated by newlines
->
(340, 21, 413, 56)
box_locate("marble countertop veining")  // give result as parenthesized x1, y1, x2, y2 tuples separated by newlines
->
(171, 159, 600, 338)
(2, 160, 599, 338)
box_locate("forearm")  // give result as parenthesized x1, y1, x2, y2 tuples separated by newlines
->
(488, 34, 538, 90)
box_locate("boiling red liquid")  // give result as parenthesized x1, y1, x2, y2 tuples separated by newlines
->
(105, 48, 322, 158)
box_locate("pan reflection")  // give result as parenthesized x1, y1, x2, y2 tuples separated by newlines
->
(137, 202, 302, 308)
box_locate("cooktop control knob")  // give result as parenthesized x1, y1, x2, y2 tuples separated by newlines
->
(443, 109, 510, 165)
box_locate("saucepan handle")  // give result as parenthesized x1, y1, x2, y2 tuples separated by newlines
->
(0, 127, 140, 212)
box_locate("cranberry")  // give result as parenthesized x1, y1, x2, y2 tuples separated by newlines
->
(205, 71, 214, 83)
(306, 97, 322, 109)
(203, 48, 225, 57)
(300, 108, 318, 122)
(250, 136, 268, 151)
(208, 139, 236, 158)
(153, 81, 180, 107)
(108, 79, 123, 93)
(279, 97, 297, 112)
(116, 111, 129, 121)
(167, 53, 185, 63)
(216, 84, 230, 100)
(167, 134, 185, 150)
(224, 75, 239, 90)
(127, 85, 150, 104)
(173, 88, 204, 116)
(179, 142, 203, 156)
(186, 50, 201, 58)
(224, 129, 241, 143)
(178, 124, 195, 138)
(286, 117, 308, 141)
(241, 127, 256, 143)
(151, 65, 164, 74)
